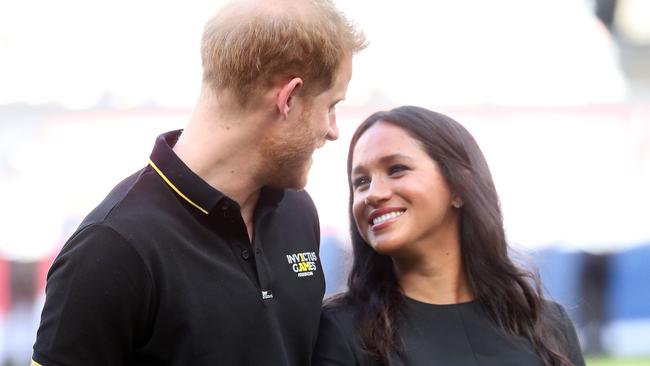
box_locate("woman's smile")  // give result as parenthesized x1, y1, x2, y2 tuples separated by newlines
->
(368, 208, 406, 230)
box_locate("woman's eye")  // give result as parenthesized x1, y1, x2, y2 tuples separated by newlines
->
(388, 164, 409, 175)
(352, 176, 370, 189)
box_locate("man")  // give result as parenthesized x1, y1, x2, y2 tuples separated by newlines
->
(31, 0, 365, 364)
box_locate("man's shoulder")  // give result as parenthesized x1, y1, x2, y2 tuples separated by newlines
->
(279, 189, 317, 210)
(68, 166, 173, 254)
(80, 167, 153, 227)
(80, 164, 184, 231)
(274, 189, 320, 225)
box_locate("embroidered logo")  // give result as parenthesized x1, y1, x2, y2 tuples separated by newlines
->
(261, 290, 274, 300)
(286, 251, 319, 278)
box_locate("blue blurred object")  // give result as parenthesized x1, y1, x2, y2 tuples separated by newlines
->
(607, 243, 650, 320)
(602, 242, 650, 356)
(535, 248, 584, 319)
(319, 232, 351, 298)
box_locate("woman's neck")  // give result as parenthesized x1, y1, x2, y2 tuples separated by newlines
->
(393, 244, 474, 305)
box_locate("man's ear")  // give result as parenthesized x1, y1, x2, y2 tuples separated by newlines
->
(276, 77, 303, 119)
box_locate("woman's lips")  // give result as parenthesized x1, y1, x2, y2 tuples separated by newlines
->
(368, 208, 406, 231)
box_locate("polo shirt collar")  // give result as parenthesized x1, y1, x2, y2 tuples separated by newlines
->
(148, 130, 284, 215)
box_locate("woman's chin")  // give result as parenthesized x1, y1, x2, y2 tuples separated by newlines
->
(369, 238, 404, 257)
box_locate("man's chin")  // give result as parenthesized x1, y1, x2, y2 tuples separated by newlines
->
(266, 156, 312, 190)
(267, 172, 308, 191)
(283, 176, 309, 191)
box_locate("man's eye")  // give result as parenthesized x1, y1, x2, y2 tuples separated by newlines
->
(352, 176, 370, 189)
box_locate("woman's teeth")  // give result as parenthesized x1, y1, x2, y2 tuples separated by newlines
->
(372, 210, 405, 225)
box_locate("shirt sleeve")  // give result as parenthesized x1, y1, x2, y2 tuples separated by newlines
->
(32, 224, 152, 366)
(553, 302, 586, 366)
(312, 307, 360, 366)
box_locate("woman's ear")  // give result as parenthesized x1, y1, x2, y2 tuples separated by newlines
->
(452, 197, 463, 208)
(276, 77, 303, 119)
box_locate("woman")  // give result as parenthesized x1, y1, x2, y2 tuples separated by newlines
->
(313, 106, 585, 366)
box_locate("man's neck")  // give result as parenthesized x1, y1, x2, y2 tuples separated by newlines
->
(173, 95, 270, 241)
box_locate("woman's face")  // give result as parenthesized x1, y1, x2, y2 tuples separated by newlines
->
(350, 122, 459, 257)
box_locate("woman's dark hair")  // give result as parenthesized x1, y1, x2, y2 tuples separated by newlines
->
(342, 106, 573, 366)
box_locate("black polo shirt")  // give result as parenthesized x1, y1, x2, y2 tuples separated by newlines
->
(33, 130, 326, 365)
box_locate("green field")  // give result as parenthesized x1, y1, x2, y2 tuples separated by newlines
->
(586, 358, 650, 366)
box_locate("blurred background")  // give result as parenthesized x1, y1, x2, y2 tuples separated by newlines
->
(1, 0, 649, 364)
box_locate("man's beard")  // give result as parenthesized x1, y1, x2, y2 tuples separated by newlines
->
(258, 106, 317, 190)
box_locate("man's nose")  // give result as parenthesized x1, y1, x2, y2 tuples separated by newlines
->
(326, 115, 339, 141)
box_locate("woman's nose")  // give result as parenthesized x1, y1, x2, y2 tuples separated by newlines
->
(364, 177, 391, 206)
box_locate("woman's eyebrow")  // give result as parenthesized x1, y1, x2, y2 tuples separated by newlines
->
(351, 154, 414, 175)
(379, 153, 414, 164)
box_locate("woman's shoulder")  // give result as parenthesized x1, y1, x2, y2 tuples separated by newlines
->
(540, 300, 573, 326)
(540, 300, 576, 338)
(541, 300, 586, 366)
(322, 294, 358, 327)
(314, 295, 368, 365)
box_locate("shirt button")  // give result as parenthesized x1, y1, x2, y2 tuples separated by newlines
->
(241, 249, 250, 260)
(255, 248, 261, 255)
(220, 204, 230, 218)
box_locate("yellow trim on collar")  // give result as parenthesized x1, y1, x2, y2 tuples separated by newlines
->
(31, 360, 43, 366)
(148, 158, 209, 215)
